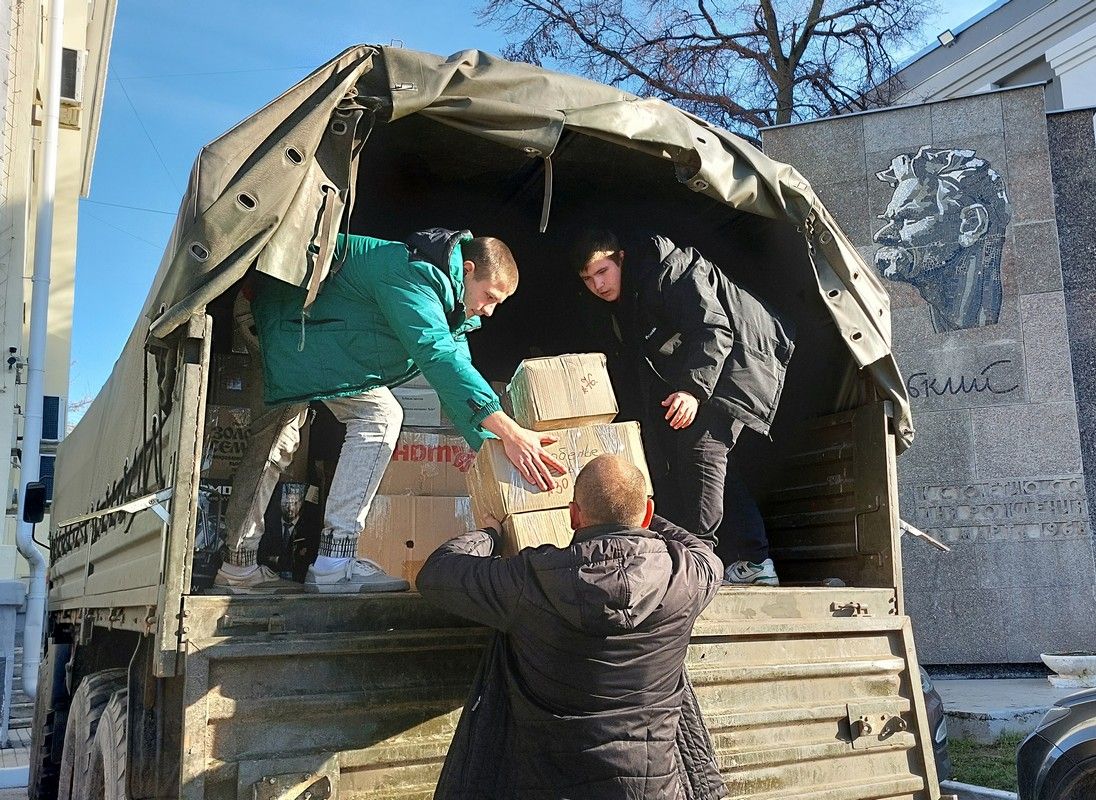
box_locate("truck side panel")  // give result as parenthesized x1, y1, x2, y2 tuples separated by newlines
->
(177, 589, 938, 800)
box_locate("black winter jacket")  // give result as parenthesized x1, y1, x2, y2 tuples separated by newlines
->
(616, 235, 795, 436)
(417, 516, 726, 800)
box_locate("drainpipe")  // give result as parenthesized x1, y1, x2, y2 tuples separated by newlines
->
(15, 0, 65, 702)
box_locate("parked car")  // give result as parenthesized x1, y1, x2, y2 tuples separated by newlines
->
(1018, 688, 1096, 799)
(922, 667, 953, 781)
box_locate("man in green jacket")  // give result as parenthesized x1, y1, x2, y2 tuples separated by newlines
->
(214, 228, 564, 594)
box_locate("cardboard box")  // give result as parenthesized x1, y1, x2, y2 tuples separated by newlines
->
(392, 387, 449, 428)
(508, 353, 618, 431)
(201, 405, 309, 482)
(201, 406, 251, 480)
(356, 495, 475, 588)
(502, 508, 573, 556)
(400, 373, 434, 390)
(466, 421, 653, 519)
(211, 353, 254, 407)
(379, 429, 476, 496)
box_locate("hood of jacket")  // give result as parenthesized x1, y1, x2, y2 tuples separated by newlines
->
(533, 524, 675, 636)
(406, 227, 472, 322)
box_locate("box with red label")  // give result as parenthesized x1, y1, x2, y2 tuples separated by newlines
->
(379, 429, 475, 497)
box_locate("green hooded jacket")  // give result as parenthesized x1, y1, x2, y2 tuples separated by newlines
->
(252, 229, 502, 450)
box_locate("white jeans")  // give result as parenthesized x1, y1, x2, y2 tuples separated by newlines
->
(223, 388, 403, 566)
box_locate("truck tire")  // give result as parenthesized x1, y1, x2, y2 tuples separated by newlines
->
(86, 688, 128, 800)
(57, 668, 127, 800)
(28, 641, 72, 800)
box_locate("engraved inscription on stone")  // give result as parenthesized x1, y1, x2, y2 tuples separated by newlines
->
(910, 476, 1090, 543)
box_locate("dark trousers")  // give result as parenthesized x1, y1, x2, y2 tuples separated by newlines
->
(645, 404, 769, 563)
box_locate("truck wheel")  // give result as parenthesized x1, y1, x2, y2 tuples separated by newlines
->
(28, 641, 72, 800)
(57, 668, 127, 800)
(86, 688, 128, 800)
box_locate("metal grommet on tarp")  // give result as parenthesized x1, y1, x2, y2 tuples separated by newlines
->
(188, 242, 209, 262)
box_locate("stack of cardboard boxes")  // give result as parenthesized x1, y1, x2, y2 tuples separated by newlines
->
(468, 353, 654, 556)
(356, 375, 475, 587)
(359, 354, 654, 587)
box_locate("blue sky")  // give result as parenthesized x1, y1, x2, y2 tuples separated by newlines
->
(71, 0, 994, 408)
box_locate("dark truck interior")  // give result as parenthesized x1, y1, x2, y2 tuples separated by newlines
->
(200, 110, 900, 594)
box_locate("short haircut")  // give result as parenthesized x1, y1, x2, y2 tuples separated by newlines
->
(573, 227, 620, 274)
(574, 455, 648, 526)
(462, 236, 518, 291)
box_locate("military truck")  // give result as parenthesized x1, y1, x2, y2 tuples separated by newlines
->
(27, 44, 945, 800)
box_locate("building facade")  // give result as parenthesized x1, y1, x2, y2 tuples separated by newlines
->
(890, 0, 1096, 112)
(0, 0, 115, 581)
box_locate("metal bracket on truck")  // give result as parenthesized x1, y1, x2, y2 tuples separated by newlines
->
(55, 488, 174, 529)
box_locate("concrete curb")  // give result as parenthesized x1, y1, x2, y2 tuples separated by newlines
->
(941, 779, 1018, 800)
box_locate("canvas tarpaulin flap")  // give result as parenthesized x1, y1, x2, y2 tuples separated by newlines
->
(69, 42, 912, 538)
(147, 46, 377, 339)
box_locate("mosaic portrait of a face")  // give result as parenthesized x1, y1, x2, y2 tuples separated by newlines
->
(873, 146, 1012, 333)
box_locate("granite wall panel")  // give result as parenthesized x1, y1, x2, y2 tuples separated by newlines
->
(1048, 109, 1096, 542)
(764, 88, 1096, 664)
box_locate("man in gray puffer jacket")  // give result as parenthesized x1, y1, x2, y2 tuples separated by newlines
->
(418, 455, 725, 800)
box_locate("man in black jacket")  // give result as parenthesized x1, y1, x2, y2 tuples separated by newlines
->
(576, 229, 795, 585)
(417, 455, 725, 800)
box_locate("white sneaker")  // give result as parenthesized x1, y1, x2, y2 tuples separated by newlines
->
(724, 558, 780, 586)
(212, 564, 301, 595)
(304, 557, 409, 593)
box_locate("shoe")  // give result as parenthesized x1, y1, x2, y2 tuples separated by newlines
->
(304, 557, 409, 593)
(724, 558, 780, 586)
(212, 564, 302, 595)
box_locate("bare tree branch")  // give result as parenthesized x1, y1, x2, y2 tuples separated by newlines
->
(480, 0, 936, 137)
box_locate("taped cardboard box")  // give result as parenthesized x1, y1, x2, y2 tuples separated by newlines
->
(466, 421, 653, 519)
(201, 405, 308, 482)
(502, 508, 574, 556)
(392, 387, 449, 428)
(379, 429, 475, 496)
(210, 353, 255, 407)
(201, 406, 251, 480)
(357, 495, 475, 588)
(508, 353, 618, 431)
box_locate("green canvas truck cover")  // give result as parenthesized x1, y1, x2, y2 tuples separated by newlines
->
(53, 44, 912, 533)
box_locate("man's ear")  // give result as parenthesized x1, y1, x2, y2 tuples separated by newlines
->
(641, 498, 654, 528)
(463, 259, 476, 277)
(958, 204, 990, 247)
(569, 501, 582, 532)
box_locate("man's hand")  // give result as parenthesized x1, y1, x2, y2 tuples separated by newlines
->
(480, 411, 567, 491)
(501, 426, 566, 490)
(481, 514, 502, 534)
(662, 391, 699, 430)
